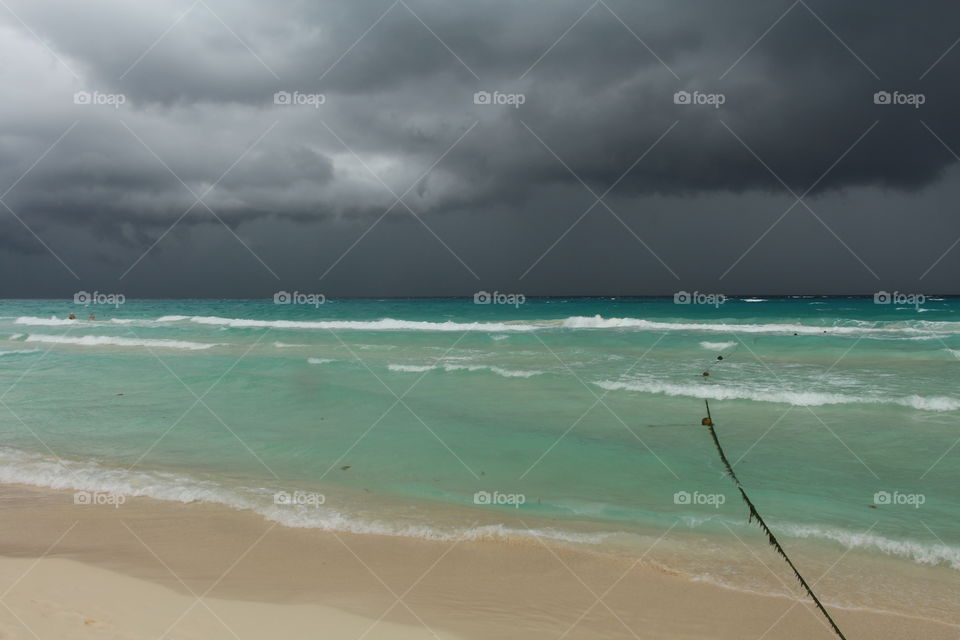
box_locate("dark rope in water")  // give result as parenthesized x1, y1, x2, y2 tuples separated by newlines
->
(702, 399, 848, 640)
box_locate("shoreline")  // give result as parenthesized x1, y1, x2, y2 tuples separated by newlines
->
(2, 483, 957, 639)
(3, 443, 958, 623)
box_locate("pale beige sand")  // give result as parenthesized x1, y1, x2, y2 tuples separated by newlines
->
(0, 557, 462, 640)
(1, 483, 956, 639)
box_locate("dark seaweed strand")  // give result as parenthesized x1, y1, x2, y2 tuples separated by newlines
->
(703, 400, 848, 640)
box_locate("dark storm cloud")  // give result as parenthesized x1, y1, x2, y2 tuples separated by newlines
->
(1, 0, 959, 295)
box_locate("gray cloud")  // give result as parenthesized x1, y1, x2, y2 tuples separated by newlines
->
(0, 0, 959, 295)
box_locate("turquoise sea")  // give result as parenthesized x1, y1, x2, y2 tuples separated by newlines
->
(1, 297, 957, 621)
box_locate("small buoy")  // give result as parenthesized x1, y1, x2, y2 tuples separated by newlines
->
(717, 355, 723, 361)
(702, 371, 710, 376)
(701, 417, 713, 426)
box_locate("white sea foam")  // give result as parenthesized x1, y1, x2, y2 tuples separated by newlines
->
(1, 446, 956, 571)
(778, 522, 960, 570)
(387, 363, 544, 378)
(593, 379, 960, 411)
(306, 357, 335, 365)
(700, 341, 736, 350)
(15, 316, 81, 326)
(156, 315, 540, 332)
(15, 316, 151, 327)
(273, 341, 309, 348)
(741, 298, 767, 302)
(142, 314, 960, 337)
(0, 447, 608, 546)
(898, 395, 960, 411)
(24, 334, 218, 350)
(0, 349, 41, 357)
(480, 366, 544, 378)
(387, 364, 436, 373)
(561, 315, 959, 336)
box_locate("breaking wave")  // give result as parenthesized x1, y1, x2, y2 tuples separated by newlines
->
(23, 334, 218, 350)
(387, 363, 545, 378)
(593, 379, 960, 411)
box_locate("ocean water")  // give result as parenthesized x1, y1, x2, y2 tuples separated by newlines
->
(1, 297, 958, 619)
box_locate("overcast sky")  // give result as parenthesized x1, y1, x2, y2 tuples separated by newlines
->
(0, 0, 958, 297)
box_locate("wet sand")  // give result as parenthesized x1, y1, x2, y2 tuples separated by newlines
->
(0, 483, 955, 639)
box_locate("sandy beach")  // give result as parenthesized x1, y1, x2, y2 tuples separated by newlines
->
(3, 0, 959, 634)
(1, 483, 955, 640)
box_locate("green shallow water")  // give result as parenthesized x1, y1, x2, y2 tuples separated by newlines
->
(0, 297, 958, 617)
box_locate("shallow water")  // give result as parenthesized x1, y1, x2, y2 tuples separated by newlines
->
(1, 297, 957, 618)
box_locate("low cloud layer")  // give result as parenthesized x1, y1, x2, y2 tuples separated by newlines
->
(1, 0, 959, 296)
